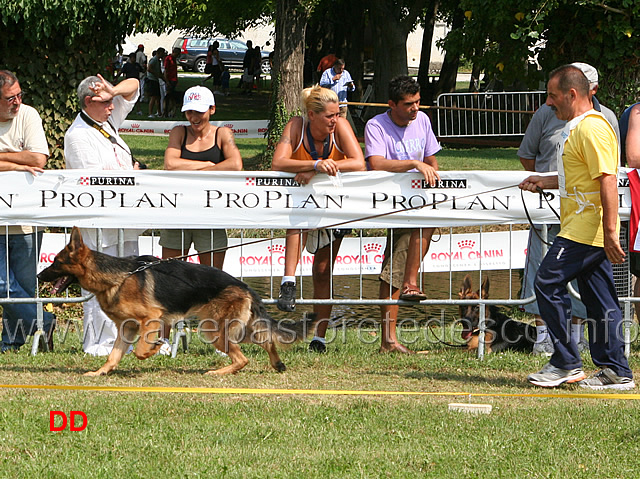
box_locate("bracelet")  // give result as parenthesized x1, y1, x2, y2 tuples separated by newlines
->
(314, 159, 321, 170)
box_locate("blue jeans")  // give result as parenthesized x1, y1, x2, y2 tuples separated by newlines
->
(0, 232, 55, 349)
(535, 236, 632, 378)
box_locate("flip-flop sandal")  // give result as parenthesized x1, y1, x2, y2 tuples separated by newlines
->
(399, 285, 427, 301)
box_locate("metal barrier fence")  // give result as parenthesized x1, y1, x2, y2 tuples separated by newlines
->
(435, 91, 546, 138)
(1, 224, 637, 359)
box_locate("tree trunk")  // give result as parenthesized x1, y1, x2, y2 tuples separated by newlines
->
(274, 0, 308, 114)
(417, 0, 439, 103)
(434, 8, 464, 97)
(369, 0, 410, 103)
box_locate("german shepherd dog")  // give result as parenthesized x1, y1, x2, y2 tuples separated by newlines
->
(38, 227, 318, 376)
(459, 275, 535, 353)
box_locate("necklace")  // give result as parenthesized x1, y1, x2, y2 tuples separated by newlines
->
(191, 125, 213, 141)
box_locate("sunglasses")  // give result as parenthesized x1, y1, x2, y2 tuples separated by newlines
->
(3, 92, 23, 104)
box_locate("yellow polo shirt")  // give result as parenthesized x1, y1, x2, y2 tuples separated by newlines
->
(559, 113, 619, 247)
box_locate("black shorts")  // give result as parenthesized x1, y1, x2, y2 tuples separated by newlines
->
(630, 251, 640, 277)
(145, 79, 160, 97)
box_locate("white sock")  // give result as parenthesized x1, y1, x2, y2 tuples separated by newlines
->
(281, 276, 296, 285)
(535, 325, 548, 343)
(311, 336, 326, 344)
(571, 323, 582, 342)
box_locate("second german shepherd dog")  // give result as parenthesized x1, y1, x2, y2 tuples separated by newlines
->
(459, 275, 535, 353)
(38, 227, 318, 376)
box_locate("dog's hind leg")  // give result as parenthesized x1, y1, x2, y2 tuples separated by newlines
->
(84, 320, 138, 376)
(261, 341, 286, 372)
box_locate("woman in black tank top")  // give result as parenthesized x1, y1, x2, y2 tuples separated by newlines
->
(158, 86, 243, 351)
(162, 85, 242, 268)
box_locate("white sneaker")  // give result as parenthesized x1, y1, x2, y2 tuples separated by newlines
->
(532, 336, 554, 357)
(579, 368, 635, 390)
(528, 362, 586, 387)
(158, 338, 172, 356)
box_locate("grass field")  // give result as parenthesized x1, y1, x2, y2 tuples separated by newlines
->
(3, 104, 639, 477)
(2, 327, 640, 478)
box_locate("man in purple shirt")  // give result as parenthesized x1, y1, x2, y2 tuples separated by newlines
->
(365, 75, 441, 353)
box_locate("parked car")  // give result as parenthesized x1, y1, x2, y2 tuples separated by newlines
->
(172, 37, 271, 74)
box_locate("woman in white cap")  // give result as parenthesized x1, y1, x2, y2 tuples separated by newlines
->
(162, 85, 242, 268)
(158, 85, 242, 354)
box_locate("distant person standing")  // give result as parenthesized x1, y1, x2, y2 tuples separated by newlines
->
(146, 47, 165, 117)
(117, 52, 142, 81)
(202, 41, 222, 91)
(319, 58, 355, 119)
(316, 53, 337, 80)
(135, 44, 147, 111)
(242, 40, 257, 95)
(0, 70, 56, 352)
(164, 47, 180, 117)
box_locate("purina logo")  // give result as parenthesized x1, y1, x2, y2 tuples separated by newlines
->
(411, 178, 468, 189)
(246, 177, 301, 187)
(363, 243, 382, 254)
(267, 245, 286, 255)
(77, 177, 136, 186)
(457, 239, 475, 249)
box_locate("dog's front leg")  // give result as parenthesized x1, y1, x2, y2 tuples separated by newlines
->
(84, 319, 138, 376)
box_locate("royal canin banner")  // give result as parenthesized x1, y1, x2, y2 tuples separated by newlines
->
(118, 120, 268, 138)
(37, 230, 530, 277)
(0, 170, 632, 229)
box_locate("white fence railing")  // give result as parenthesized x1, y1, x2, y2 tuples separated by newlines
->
(436, 91, 546, 138)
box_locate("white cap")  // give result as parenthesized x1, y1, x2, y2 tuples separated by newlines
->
(570, 62, 598, 87)
(181, 86, 215, 112)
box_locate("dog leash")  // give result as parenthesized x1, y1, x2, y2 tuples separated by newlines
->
(427, 323, 467, 348)
(128, 182, 527, 274)
(521, 187, 561, 247)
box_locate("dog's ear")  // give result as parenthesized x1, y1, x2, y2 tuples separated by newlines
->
(461, 275, 472, 295)
(481, 277, 490, 299)
(69, 226, 85, 252)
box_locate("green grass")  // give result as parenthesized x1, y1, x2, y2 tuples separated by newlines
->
(125, 133, 519, 172)
(126, 73, 271, 122)
(3, 131, 632, 477)
(124, 135, 267, 170)
(2, 328, 640, 478)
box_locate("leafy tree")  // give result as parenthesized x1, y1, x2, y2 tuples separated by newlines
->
(0, 1, 172, 168)
(446, 0, 639, 112)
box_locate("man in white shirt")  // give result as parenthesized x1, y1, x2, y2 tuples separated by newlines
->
(64, 73, 143, 356)
(0, 70, 55, 352)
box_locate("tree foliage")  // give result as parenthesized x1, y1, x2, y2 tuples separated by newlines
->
(0, 1, 173, 168)
(446, 0, 639, 112)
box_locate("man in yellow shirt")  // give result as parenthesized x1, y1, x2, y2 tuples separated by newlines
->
(519, 64, 634, 390)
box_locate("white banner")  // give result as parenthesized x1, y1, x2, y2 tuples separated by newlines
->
(118, 119, 268, 138)
(38, 230, 530, 277)
(0, 170, 632, 229)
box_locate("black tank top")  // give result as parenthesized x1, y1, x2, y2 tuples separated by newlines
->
(180, 125, 223, 164)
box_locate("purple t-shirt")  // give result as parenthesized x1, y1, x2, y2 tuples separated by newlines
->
(364, 110, 440, 170)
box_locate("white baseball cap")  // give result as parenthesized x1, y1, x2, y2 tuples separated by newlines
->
(181, 86, 215, 112)
(570, 62, 598, 87)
